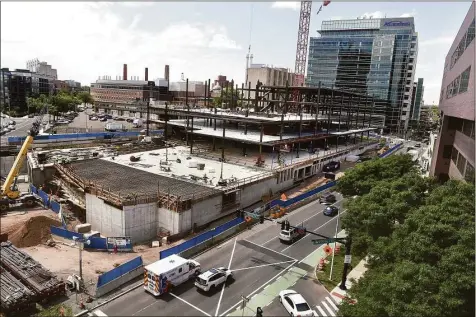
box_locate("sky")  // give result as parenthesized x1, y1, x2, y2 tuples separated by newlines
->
(0, 1, 473, 105)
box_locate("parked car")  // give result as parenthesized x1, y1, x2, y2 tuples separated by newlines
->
(115, 116, 125, 121)
(126, 118, 134, 123)
(99, 117, 108, 122)
(195, 267, 233, 292)
(56, 119, 70, 125)
(2, 127, 10, 134)
(28, 113, 35, 118)
(8, 124, 16, 130)
(319, 192, 336, 205)
(89, 116, 98, 121)
(279, 290, 316, 317)
(8, 120, 16, 125)
(323, 205, 339, 217)
(323, 161, 340, 172)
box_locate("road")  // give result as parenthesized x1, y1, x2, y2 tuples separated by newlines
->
(0, 116, 38, 144)
(100, 195, 346, 317)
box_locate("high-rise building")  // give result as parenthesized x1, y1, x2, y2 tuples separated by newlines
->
(410, 78, 424, 121)
(246, 64, 295, 100)
(307, 17, 418, 134)
(429, 2, 475, 183)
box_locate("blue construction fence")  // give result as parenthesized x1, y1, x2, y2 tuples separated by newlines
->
(30, 184, 61, 214)
(7, 129, 164, 144)
(269, 181, 337, 209)
(49, 226, 133, 251)
(159, 217, 244, 259)
(379, 143, 403, 158)
(97, 256, 143, 288)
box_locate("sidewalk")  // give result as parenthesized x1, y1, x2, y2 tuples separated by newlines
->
(329, 257, 368, 304)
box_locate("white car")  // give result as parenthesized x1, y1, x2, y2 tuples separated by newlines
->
(90, 116, 98, 121)
(8, 124, 15, 130)
(279, 290, 316, 317)
(195, 267, 233, 292)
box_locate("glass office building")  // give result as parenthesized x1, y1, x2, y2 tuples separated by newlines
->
(307, 17, 418, 134)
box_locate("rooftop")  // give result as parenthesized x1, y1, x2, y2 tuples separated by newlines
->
(145, 254, 188, 275)
(100, 146, 272, 188)
(68, 158, 221, 200)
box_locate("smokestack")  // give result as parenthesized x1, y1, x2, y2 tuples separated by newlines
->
(123, 64, 128, 81)
(164, 65, 170, 82)
(145, 68, 149, 81)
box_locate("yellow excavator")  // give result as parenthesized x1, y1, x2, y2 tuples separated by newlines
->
(0, 109, 45, 212)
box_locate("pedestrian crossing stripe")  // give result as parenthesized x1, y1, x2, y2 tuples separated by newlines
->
(315, 296, 339, 317)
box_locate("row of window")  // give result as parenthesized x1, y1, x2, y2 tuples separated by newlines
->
(448, 116, 475, 140)
(445, 66, 471, 99)
(451, 146, 475, 184)
(450, 19, 475, 69)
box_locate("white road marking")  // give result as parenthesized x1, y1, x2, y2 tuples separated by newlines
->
(215, 238, 237, 317)
(243, 239, 298, 261)
(326, 296, 338, 311)
(316, 305, 327, 316)
(262, 198, 344, 246)
(294, 211, 348, 262)
(219, 261, 297, 317)
(170, 292, 212, 317)
(132, 300, 158, 316)
(231, 260, 295, 272)
(322, 301, 336, 316)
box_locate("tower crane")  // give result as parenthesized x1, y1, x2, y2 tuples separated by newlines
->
(293, 1, 331, 95)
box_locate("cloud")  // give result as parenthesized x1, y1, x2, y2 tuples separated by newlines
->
(359, 11, 385, 19)
(400, 9, 417, 18)
(0, 2, 244, 85)
(420, 36, 454, 47)
(271, 2, 300, 11)
(119, 2, 155, 8)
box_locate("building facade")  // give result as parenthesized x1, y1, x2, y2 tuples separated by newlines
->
(307, 17, 418, 134)
(246, 64, 296, 100)
(430, 2, 475, 183)
(411, 78, 424, 121)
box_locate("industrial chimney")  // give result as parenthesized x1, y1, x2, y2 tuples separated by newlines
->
(164, 65, 170, 82)
(145, 68, 149, 81)
(123, 64, 128, 81)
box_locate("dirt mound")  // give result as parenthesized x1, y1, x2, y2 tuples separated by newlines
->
(8, 215, 61, 248)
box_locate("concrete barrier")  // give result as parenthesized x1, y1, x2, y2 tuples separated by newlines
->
(95, 265, 144, 298)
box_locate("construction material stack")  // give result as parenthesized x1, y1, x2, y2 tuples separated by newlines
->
(0, 266, 35, 315)
(0, 241, 65, 301)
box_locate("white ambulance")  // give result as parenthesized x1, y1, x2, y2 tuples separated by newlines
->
(143, 254, 201, 296)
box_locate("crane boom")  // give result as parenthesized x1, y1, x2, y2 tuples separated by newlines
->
(294, 1, 312, 88)
(1, 106, 46, 200)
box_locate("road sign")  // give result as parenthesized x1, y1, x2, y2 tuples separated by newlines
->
(344, 255, 352, 264)
(312, 238, 333, 245)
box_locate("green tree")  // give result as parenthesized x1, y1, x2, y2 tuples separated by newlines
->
(336, 154, 417, 197)
(76, 91, 94, 106)
(339, 180, 475, 317)
(212, 87, 241, 109)
(341, 173, 433, 256)
(50, 91, 81, 114)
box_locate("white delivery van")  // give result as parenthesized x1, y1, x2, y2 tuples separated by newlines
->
(105, 122, 126, 132)
(133, 118, 143, 128)
(143, 254, 201, 296)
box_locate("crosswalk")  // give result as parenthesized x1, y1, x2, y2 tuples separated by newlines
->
(315, 296, 339, 316)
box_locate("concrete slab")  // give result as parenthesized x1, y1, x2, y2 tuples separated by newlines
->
(101, 146, 272, 188)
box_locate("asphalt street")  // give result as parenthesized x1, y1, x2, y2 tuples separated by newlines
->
(0, 116, 38, 143)
(100, 194, 345, 317)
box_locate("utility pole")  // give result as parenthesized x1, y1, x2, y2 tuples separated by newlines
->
(339, 237, 352, 290)
(241, 295, 250, 317)
(73, 236, 90, 289)
(329, 207, 340, 280)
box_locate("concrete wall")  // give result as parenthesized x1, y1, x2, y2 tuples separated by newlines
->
(86, 193, 125, 237)
(240, 176, 292, 208)
(158, 207, 180, 235)
(123, 202, 158, 242)
(190, 195, 223, 228)
(28, 164, 57, 187)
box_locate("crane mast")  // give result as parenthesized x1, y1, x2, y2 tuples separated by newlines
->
(294, 1, 312, 89)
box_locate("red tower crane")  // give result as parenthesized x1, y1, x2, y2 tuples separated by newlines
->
(293, 1, 331, 89)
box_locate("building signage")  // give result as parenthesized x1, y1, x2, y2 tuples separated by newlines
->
(384, 21, 411, 27)
(107, 237, 131, 246)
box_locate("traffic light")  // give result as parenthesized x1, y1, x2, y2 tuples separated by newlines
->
(256, 307, 263, 317)
(259, 215, 264, 224)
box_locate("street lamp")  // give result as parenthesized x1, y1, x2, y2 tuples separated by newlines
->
(72, 236, 91, 287)
(329, 207, 340, 280)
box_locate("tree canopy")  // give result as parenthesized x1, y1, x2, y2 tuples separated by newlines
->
(338, 160, 475, 317)
(336, 154, 417, 197)
(27, 90, 93, 115)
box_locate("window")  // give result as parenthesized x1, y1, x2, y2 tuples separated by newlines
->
(448, 117, 464, 130)
(451, 147, 459, 164)
(457, 154, 467, 175)
(462, 120, 474, 138)
(443, 145, 453, 159)
(465, 19, 475, 49)
(458, 66, 471, 93)
(465, 162, 475, 184)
